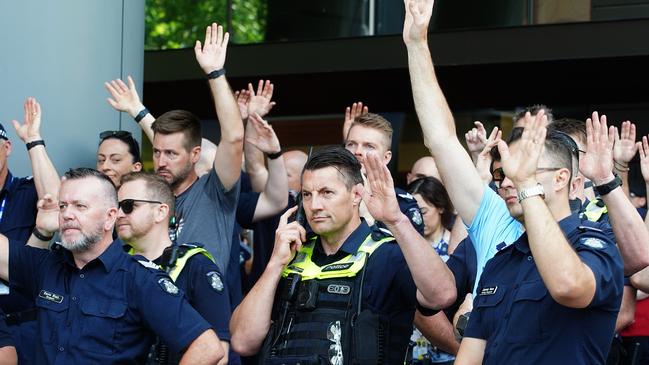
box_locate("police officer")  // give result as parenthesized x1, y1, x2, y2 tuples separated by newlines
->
(0, 168, 224, 364)
(230, 146, 456, 364)
(117, 172, 231, 364)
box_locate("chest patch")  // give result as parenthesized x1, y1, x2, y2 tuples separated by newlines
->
(581, 237, 606, 249)
(479, 286, 498, 296)
(39, 290, 64, 303)
(326, 284, 351, 295)
(158, 278, 180, 296)
(206, 271, 224, 292)
(322, 262, 354, 272)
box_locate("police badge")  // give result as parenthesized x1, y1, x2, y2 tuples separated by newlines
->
(158, 278, 180, 295)
(206, 271, 224, 292)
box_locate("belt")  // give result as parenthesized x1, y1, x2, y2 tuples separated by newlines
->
(4, 308, 37, 326)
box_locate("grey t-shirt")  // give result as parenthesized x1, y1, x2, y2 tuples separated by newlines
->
(175, 168, 240, 272)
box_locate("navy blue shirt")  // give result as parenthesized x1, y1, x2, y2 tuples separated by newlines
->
(9, 240, 211, 365)
(465, 214, 624, 364)
(0, 172, 38, 242)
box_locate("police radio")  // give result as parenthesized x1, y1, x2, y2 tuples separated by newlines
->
(165, 215, 181, 274)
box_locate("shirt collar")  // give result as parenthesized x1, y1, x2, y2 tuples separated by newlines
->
(514, 213, 581, 254)
(315, 219, 371, 256)
(1, 171, 13, 194)
(54, 240, 123, 272)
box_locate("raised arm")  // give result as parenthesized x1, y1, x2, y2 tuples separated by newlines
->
(26, 194, 59, 249)
(194, 23, 244, 190)
(230, 206, 305, 355)
(178, 329, 224, 365)
(501, 111, 596, 308)
(363, 152, 456, 309)
(246, 114, 289, 221)
(464, 121, 488, 164)
(342, 102, 368, 140)
(105, 76, 155, 142)
(12, 98, 60, 199)
(584, 113, 649, 275)
(244, 80, 277, 192)
(403, 0, 484, 224)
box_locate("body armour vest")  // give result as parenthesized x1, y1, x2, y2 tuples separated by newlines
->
(260, 233, 411, 365)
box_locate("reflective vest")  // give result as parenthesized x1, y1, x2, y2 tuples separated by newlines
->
(129, 243, 215, 281)
(261, 233, 411, 365)
(581, 197, 608, 223)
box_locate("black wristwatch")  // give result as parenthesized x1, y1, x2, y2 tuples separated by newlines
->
(32, 227, 54, 241)
(593, 174, 622, 196)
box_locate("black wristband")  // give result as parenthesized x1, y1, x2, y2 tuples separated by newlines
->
(267, 150, 283, 160)
(134, 108, 149, 123)
(26, 140, 45, 151)
(32, 227, 54, 241)
(207, 68, 226, 79)
(594, 174, 622, 196)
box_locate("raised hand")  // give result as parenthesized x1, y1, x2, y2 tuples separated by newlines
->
(12, 97, 42, 143)
(475, 127, 502, 183)
(465, 121, 488, 155)
(638, 136, 649, 184)
(246, 113, 281, 154)
(104, 76, 145, 117)
(403, 0, 435, 45)
(613, 120, 637, 165)
(36, 194, 60, 236)
(247, 80, 276, 119)
(194, 22, 230, 74)
(362, 152, 402, 225)
(235, 89, 251, 120)
(581, 112, 616, 185)
(497, 111, 548, 189)
(270, 206, 306, 267)
(343, 102, 368, 140)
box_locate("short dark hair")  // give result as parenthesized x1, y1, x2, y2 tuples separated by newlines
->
(64, 168, 117, 207)
(151, 110, 202, 151)
(99, 131, 142, 164)
(548, 118, 586, 147)
(121, 172, 175, 215)
(303, 145, 363, 189)
(514, 104, 554, 125)
(407, 177, 455, 231)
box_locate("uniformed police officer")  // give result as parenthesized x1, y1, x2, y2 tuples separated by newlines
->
(0, 168, 224, 364)
(116, 171, 231, 365)
(230, 145, 456, 364)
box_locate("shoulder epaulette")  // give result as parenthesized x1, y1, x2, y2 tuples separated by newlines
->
(578, 225, 604, 234)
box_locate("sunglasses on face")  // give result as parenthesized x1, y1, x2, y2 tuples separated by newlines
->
(491, 167, 562, 188)
(118, 199, 162, 214)
(100, 130, 133, 141)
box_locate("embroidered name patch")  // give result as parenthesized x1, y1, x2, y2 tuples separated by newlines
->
(479, 286, 498, 296)
(39, 290, 64, 303)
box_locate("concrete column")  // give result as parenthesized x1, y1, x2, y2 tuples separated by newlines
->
(0, 0, 145, 176)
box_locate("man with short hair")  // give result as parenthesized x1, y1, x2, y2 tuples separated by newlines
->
(96, 130, 143, 188)
(1, 168, 224, 364)
(344, 112, 425, 234)
(407, 156, 441, 184)
(513, 104, 553, 128)
(283, 149, 308, 197)
(230, 146, 456, 363)
(150, 23, 244, 272)
(403, 1, 624, 362)
(117, 172, 231, 365)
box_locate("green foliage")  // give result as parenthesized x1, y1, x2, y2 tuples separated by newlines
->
(145, 0, 267, 50)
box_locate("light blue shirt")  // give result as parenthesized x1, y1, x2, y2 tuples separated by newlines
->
(466, 186, 524, 295)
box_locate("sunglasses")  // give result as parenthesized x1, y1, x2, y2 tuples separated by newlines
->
(491, 167, 562, 188)
(100, 130, 133, 140)
(118, 199, 162, 214)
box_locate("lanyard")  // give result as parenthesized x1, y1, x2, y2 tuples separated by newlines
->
(0, 176, 14, 223)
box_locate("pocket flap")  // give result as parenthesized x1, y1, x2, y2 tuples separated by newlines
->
(514, 281, 548, 302)
(80, 299, 127, 318)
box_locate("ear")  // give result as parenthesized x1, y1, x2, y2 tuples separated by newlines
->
(155, 204, 170, 224)
(406, 172, 413, 184)
(132, 162, 143, 172)
(351, 183, 364, 206)
(554, 168, 571, 193)
(569, 174, 584, 200)
(4, 139, 12, 157)
(383, 150, 392, 165)
(105, 207, 118, 232)
(190, 145, 201, 164)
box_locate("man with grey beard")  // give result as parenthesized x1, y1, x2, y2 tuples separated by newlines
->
(0, 168, 224, 365)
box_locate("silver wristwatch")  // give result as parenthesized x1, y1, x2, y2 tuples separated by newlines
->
(517, 183, 545, 202)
